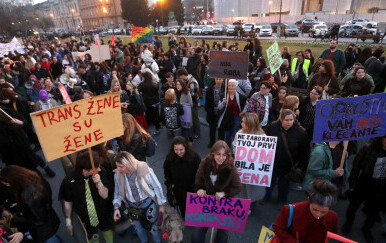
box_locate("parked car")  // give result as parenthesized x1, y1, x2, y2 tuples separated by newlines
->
(156, 26, 168, 35)
(339, 24, 377, 37)
(168, 26, 179, 34)
(284, 24, 299, 37)
(233, 20, 245, 26)
(192, 25, 203, 35)
(296, 18, 317, 32)
(179, 26, 189, 35)
(259, 25, 273, 37)
(242, 23, 257, 33)
(345, 19, 378, 28)
(213, 25, 226, 35)
(202, 25, 214, 35)
(226, 25, 236, 36)
(309, 24, 328, 38)
(271, 22, 287, 33)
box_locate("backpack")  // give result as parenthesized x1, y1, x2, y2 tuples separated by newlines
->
(145, 137, 157, 157)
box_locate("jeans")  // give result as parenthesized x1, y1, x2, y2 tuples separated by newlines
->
(264, 172, 290, 203)
(224, 116, 241, 150)
(167, 128, 182, 138)
(45, 235, 61, 243)
(128, 198, 161, 243)
(191, 227, 228, 243)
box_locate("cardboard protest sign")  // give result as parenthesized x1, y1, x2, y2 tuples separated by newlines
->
(313, 93, 386, 143)
(258, 225, 275, 243)
(234, 133, 277, 187)
(90, 44, 111, 61)
(209, 51, 248, 80)
(30, 92, 123, 161)
(185, 193, 251, 232)
(266, 42, 284, 75)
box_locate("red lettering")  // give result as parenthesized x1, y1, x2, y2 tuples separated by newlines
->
(63, 135, 76, 153)
(64, 106, 72, 118)
(87, 100, 96, 115)
(57, 108, 67, 121)
(251, 173, 260, 184)
(336, 130, 343, 139)
(322, 131, 331, 140)
(96, 99, 104, 114)
(73, 104, 81, 119)
(84, 119, 93, 128)
(47, 111, 58, 125)
(73, 122, 82, 132)
(94, 129, 103, 141)
(241, 173, 251, 183)
(104, 96, 112, 107)
(73, 136, 83, 148)
(35, 112, 48, 127)
(84, 133, 92, 144)
(113, 95, 120, 108)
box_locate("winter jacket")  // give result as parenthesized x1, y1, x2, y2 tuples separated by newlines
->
(303, 143, 348, 192)
(272, 201, 338, 243)
(186, 54, 201, 81)
(194, 157, 242, 197)
(307, 73, 340, 96)
(340, 77, 372, 97)
(217, 92, 248, 129)
(247, 92, 273, 123)
(319, 49, 346, 75)
(265, 120, 310, 176)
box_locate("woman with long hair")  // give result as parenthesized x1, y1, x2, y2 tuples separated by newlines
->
(164, 136, 201, 216)
(118, 113, 152, 161)
(340, 66, 373, 97)
(269, 86, 288, 122)
(304, 48, 315, 65)
(113, 151, 166, 243)
(356, 47, 372, 65)
(307, 60, 339, 98)
(299, 86, 322, 140)
(232, 113, 265, 212)
(109, 79, 130, 113)
(175, 79, 193, 140)
(251, 57, 268, 91)
(218, 79, 248, 148)
(0, 165, 60, 243)
(282, 95, 300, 118)
(138, 70, 161, 134)
(247, 81, 273, 129)
(125, 80, 148, 129)
(271, 180, 338, 243)
(191, 141, 242, 243)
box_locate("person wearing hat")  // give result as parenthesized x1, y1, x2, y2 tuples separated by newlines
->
(217, 79, 248, 149)
(140, 46, 160, 82)
(33, 89, 57, 112)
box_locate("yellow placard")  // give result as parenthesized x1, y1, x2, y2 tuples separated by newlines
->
(258, 225, 275, 243)
(30, 92, 123, 161)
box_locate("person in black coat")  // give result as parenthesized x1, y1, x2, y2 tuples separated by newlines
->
(186, 47, 203, 81)
(0, 165, 60, 243)
(205, 78, 224, 148)
(164, 136, 201, 216)
(262, 109, 310, 205)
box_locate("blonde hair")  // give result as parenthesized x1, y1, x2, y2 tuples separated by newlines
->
(282, 95, 299, 112)
(240, 113, 265, 134)
(122, 113, 151, 146)
(165, 88, 176, 104)
(110, 79, 121, 92)
(115, 151, 137, 171)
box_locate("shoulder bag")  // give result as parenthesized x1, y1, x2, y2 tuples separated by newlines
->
(281, 130, 305, 183)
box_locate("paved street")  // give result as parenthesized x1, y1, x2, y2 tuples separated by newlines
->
(3, 107, 383, 243)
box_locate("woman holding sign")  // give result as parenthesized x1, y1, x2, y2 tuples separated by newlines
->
(191, 140, 242, 243)
(218, 79, 248, 149)
(232, 112, 265, 214)
(271, 179, 338, 243)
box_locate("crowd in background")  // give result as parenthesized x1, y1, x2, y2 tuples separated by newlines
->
(0, 33, 385, 243)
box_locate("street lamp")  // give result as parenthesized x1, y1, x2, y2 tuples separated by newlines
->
(71, 8, 75, 31)
(157, 0, 164, 27)
(50, 13, 54, 18)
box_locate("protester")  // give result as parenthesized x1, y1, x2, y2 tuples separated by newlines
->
(271, 180, 338, 243)
(160, 89, 184, 137)
(33, 89, 57, 111)
(59, 150, 114, 243)
(319, 40, 346, 76)
(261, 109, 310, 206)
(113, 151, 166, 243)
(269, 86, 288, 122)
(291, 51, 312, 89)
(339, 63, 375, 92)
(125, 80, 148, 129)
(340, 66, 372, 97)
(205, 78, 224, 148)
(307, 60, 339, 98)
(175, 79, 193, 140)
(304, 48, 315, 65)
(191, 140, 242, 243)
(0, 165, 60, 243)
(247, 81, 273, 129)
(218, 79, 248, 148)
(342, 136, 386, 242)
(164, 136, 201, 216)
(299, 86, 322, 139)
(250, 57, 267, 92)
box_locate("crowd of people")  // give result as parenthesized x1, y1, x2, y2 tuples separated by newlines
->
(0, 34, 385, 243)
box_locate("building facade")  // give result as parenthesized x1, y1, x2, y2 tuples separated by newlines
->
(78, 0, 123, 31)
(47, 0, 83, 31)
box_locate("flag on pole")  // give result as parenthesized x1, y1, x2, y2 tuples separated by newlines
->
(132, 26, 153, 44)
(94, 34, 100, 46)
(111, 33, 115, 47)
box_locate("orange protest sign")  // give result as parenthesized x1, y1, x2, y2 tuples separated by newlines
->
(30, 92, 123, 161)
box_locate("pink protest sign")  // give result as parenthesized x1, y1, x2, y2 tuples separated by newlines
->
(184, 193, 251, 232)
(59, 84, 72, 104)
(234, 133, 277, 187)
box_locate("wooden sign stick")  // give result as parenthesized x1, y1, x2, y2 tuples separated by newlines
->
(88, 147, 98, 187)
(224, 79, 228, 99)
(339, 141, 349, 169)
(278, 69, 282, 83)
(209, 227, 215, 243)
